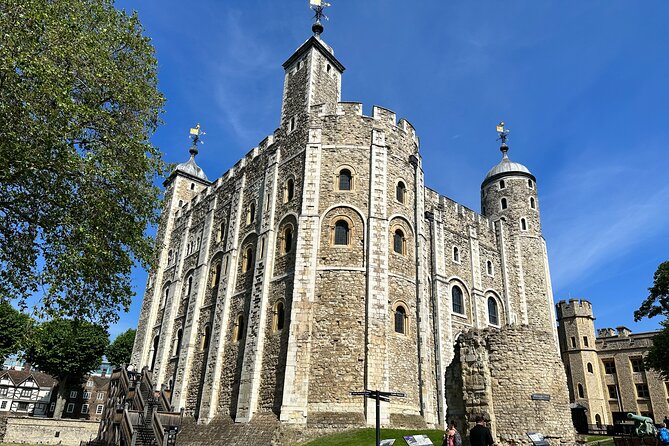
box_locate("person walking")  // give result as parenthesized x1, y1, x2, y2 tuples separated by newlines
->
(658, 422, 669, 446)
(444, 421, 462, 446)
(469, 416, 494, 446)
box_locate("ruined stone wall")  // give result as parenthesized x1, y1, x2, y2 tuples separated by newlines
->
(452, 327, 575, 445)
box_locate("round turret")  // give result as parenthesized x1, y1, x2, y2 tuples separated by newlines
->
(481, 144, 540, 235)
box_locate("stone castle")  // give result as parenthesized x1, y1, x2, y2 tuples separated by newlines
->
(130, 19, 575, 445)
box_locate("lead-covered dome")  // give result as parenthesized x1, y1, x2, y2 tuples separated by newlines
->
(482, 145, 533, 188)
(174, 154, 208, 182)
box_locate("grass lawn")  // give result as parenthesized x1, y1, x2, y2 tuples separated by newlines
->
(300, 428, 444, 446)
(585, 436, 615, 446)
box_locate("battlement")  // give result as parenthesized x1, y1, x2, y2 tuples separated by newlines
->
(310, 101, 419, 145)
(556, 299, 594, 319)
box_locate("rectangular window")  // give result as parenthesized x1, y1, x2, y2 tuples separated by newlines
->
(583, 336, 589, 347)
(83, 391, 91, 399)
(50, 403, 55, 412)
(96, 392, 105, 400)
(86, 381, 93, 387)
(0, 388, 7, 396)
(631, 357, 644, 373)
(96, 404, 104, 415)
(66, 403, 75, 413)
(1, 401, 7, 409)
(570, 337, 576, 348)
(20, 389, 31, 397)
(17, 402, 28, 411)
(603, 360, 616, 375)
(608, 385, 618, 399)
(81, 404, 89, 414)
(69, 390, 77, 398)
(636, 383, 650, 399)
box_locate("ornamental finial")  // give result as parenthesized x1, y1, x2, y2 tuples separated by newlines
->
(309, 0, 331, 36)
(188, 123, 205, 156)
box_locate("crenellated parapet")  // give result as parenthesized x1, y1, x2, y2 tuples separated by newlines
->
(556, 299, 595, 320)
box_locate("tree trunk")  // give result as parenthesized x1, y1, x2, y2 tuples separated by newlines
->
(53, 375, 69, 419)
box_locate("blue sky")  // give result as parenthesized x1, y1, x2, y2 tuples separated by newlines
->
(110, 1, 669, 338)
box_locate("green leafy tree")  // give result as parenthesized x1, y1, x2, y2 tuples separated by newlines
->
(25, 318, 108, 418)
(106, 328, 136, 367)
(0, 0, 165, 325)
(0, 301, 33, 360)
(635, 261, 669, 378)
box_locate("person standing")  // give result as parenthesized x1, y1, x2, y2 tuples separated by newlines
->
(658, 422, 669, 446)
(446, 421, 462, 446)
(469, 416, 494, 446)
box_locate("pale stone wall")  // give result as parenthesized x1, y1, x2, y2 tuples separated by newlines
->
(3, 416, 99, 446)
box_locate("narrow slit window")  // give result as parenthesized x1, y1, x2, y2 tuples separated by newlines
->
(396, 181, 406, 203)
(499, 179, 505, 189)
(247, 202, 256, 225)
(285, 178, 295, 202)
(234, 314, 244, 342)
(530, 197, 536, 209)
(486, 260, 493, 276)
(501, 198, 508, 210)
(201, 325, 210, 351)
(274, 301, 285, 332)
(453, 247, 460, 263)
(283, 227, 293, 254)
(521, 218, 527, 231)
(394, 305, 407, 334)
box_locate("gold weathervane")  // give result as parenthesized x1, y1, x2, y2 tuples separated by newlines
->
(496, 121, 509, 146)
(189, 123, 205, 155)
(310, 0, 331, 35)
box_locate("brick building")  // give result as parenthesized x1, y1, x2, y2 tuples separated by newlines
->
(62, 376, 111, 421)
(557, 299, 668, 427)
(129, 17, 574, 445)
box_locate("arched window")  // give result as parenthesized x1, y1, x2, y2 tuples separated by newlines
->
(528, 179, 534, 189)
(167, 249, 173, 264)
(273, 301, 285, 332)
(187, 276, 193, 296)
(578, 383, 585, 398)
(396, 181, 406, 203)
(486, 260, 493, 276)
(242, 247, 254, 273)
(499, 179, 505, 189)
(394, 305, 407, 334)
(530, 197, 536, 209)
(587, 363, 594, 373)
(452, 286, 464, 314)
(234, 314, 244, 342)
(247, 202, 256, 225)
(285, 178, 295, 203)
(334, 220, 349, 245)
(190, 182, 195, 190)
(453, 247, 460, 263)
(212, 262, 221, 287)
(488, 297, 499, 325)
(393, 229, 405, 254)
(173, 328, 183, 357)
(521, 218, 527, 231)
(283, 226, 293, 254)
(201, 325, 211, 351)
(338, 169, 352, 191)
(595, 414, 602, 427)
(501, 198, 508, 210)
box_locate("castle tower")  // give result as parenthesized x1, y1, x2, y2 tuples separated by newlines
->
(131, 138, 211, 378)
(556, 299, 610, 425)
(480, 133, 556, 338)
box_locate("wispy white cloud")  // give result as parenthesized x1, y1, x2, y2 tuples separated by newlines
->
(544, 145, 669, 288)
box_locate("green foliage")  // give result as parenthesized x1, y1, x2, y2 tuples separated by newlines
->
(644, 319, 669, 380)
(0, 0, 165, 325)
(25, 318, 109, 382)
(635, 262, 669, 379)
(635, 261, 669, 321)
(106, 328, 136, 367)
(0, 302, 32, 360)
(299, 428, 445, 446)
